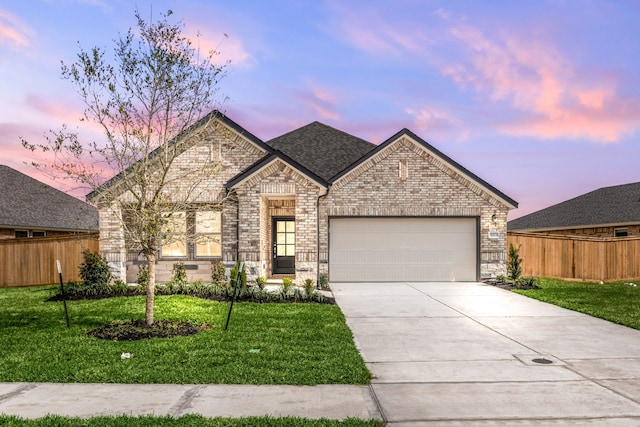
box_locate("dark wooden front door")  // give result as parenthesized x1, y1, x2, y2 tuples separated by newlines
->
(272, 217, 295, 275)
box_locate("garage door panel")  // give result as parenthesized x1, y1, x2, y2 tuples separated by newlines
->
(329, 218, 477, 282)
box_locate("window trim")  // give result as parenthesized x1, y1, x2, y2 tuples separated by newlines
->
(195, 211, 222, 258)
(15, 230, 29, 239)
(614, 228, 628, 238)
(160, 211, 188, 258)
(159, 209, 223, 260)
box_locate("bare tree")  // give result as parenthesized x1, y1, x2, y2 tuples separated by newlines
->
(22, 10, 229, 326)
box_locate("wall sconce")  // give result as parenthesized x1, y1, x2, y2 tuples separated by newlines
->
(491, 212, 497, 223)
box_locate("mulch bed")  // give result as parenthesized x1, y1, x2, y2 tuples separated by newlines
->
(484, 279, 540, 291)
(88, 319, 210, 340)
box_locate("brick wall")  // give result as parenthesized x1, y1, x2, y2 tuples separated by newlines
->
(232, 159, 324, 283)
(96, 119, 267, 282)
(321, 136, 512, 279)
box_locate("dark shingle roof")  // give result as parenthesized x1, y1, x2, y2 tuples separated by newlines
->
(508, 182, 640, 231)
(265, 122, 376, 180)
(0, 165, 98, 232)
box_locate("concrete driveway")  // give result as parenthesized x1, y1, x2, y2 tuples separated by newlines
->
(332, 282, 640, 426)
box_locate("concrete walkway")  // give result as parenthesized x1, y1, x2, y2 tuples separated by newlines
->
(2, 281, 640, 425)
(0, 383, 379, 419)
(332, 281, 640, 426)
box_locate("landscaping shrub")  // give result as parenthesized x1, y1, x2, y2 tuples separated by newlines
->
(255, 276, 266, 290)
(211, 259, 227, 285)
(109, 280, 130, 295)
(136, 264, 149, 289)
(304, 278, 315, 296)
(507, 243, 523, 281)
(229, 261, 246, 288)
(78, 250, 112, 291)
(171, 262, 188, 284)
(319, 274, 329, 289)
(282, 277, 294, 294)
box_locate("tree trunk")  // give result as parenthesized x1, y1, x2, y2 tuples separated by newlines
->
(145, 253, 156, 327)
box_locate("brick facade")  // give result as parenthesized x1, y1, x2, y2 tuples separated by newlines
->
(96, 116, 515, 284)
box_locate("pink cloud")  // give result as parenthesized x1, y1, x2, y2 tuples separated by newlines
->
(25, 94, 83, 123)
(293, 84, 341, 121)
(444, 24, 640, 143)
(0, 8, 32, 49)
(326, 2, 432, 57)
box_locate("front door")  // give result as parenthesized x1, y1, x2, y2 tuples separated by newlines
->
(272, 217, 295, 275)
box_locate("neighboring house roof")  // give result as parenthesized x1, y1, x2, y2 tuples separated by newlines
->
(0, 165, 98, 232)
(508, 182, 640, 232)
(265, 121, 375, 181)
(332, 128, 519, 208)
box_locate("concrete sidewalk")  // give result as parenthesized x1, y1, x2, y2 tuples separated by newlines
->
(332, 282, 640, 426)
(0, 383, 381, 420)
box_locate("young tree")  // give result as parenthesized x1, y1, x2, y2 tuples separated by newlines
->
(22, 10, 229, 326)
(507, 243, 523, 281)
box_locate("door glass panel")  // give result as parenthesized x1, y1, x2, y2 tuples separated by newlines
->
(275, 220, 295, 258)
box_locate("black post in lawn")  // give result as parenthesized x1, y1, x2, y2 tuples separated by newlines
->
(224, 261, 244, 331)
(56, 260, 70, 328)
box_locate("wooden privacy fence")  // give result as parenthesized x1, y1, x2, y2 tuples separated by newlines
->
(0, 234, 99, 287)
(508, 232, 640, 281)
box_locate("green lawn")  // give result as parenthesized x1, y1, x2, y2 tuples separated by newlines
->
(515, 278, 640, 330)
(0, 286, 370, 385)
(0, 415, 384, 427)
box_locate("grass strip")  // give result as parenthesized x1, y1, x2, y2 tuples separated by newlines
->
(0, 414, 385, 426)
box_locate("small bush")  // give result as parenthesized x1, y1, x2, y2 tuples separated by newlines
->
(109, 280, 130, 295)
(293, 287, 305, 301)
(79, 250, 112, 291)
(514, 276, 539, 289)
(319, 274, 329, 289)
(282, 277, 294, 295)
(136, 264, 149, 289)
(304, 278, 315, 296)
(230, 261, 246, 288)
(507, 243, 523, 281)
(171, 262, 188, 284)
(211, 260, 227, 285)
(255, 276, 266, 290)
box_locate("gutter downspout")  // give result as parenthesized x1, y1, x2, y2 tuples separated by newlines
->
(317, 186, 329, 288)
(225, 189, 240, 264)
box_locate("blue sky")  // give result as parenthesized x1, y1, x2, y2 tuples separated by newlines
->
(1, 0, 639, 219)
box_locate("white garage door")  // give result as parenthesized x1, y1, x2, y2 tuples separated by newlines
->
(329, 217, 477, 282)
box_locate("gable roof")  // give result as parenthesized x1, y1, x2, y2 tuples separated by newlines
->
(0, 165, 98, 232)
(224, 150, 329, 190)
(508, 182, 640, 232)
(87, 110, 272, 201)
(331, 128, 519, 208)
(265, 121, 375, 181)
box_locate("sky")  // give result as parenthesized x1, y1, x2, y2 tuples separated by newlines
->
(1, 0, 639, 220)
